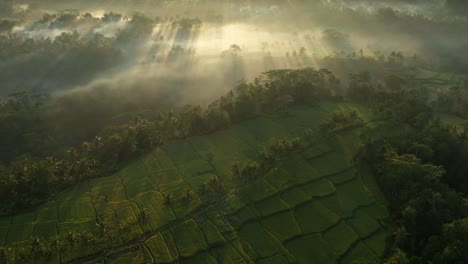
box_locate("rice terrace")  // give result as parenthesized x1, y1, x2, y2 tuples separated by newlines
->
(0, 1, 468, 263)
(0, 100, 390, 263)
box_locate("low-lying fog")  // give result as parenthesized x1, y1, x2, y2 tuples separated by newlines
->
(1, 0, 467, 105)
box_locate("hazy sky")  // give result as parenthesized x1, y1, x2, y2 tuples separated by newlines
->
(0, 0, 467, 104)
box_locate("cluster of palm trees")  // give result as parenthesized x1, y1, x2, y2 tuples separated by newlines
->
(10, 207, 153, 263)
(231, 111, 363, 188)
(233, 129, 322, 186)
(162, 176, 228, 208)
(319, 110, 361, 135)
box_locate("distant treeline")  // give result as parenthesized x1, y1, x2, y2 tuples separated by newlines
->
(0, 12, 203, 95)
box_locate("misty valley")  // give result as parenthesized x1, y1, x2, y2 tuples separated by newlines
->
(0, 1, 467, 263)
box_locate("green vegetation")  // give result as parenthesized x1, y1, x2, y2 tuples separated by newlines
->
(0, 61, 467, 264)
(0, 91, 391, 263)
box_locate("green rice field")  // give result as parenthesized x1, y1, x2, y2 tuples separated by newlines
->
(0, 101, 389, 263)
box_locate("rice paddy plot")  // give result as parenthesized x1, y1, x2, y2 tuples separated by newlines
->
(184, 172, 217, 190)
(181, 252, 218, 264)
(188, 135, 221, 158)
(302, 145, 328, 160)
(151, 148, 177, 171)
(241, 178, 278, 202)
(347, 208, 381, 238)
(319, 178, 375, 218)
(33, 221, 57, 239)
(285, 233, 335, 264)
(151, 168, 185, 192)
(59, 200, 96, 222)
(335, 130, 363, 161)
(0, 226, 9, 245)
(217, 132, 258, 159)
(58, 218, 96, 235)
(162, 230, 179, 260)
(210, 157, 246, 182)
(218, 194, 248, 214)
(239, 118, 292, 146)
(11, 210, 35, 224)
(94, 200, 134, 217)
(226, 205, 261, 227)
(210, 240, 252, 263)
(89, 173, 123, 189)
(55, 182, 91, 204)
(193, 129, 257, 160)
(170, 219, 208, 258)
(100, 210, 119, 228)
(115, 205, 143, 239)
(256, 253, 293, 264)
(360, 165, 388, 204)
(145, 233, 174, 263)
(313, 142, 334, 154)
(261, 211, 302, 242)
(108, 251, 147, 264)
(91, 185, 128, 205)
(132, 191, 177, 229)
(35, 201, 58, 222)
(264, 168, 295, 192)
(363, 228, 389, 257)
(196, 216, 225, 246)
(301, 178, 336, 198)
(360, 202, 389, 220)
(206, 212, 237, 242)
(0, 216, 11, 226)
(280, 155, 321, 183)
(163, 140, 201, 165)
(322, 221, 359, 256)
(307, 151, 350, 176)
(339, 241, 378, 264)
(294, 201, 340, 234)
(274, 105, 329, 129)
(6, 223, 33, 243)
(168, 188, 203, 218)
(280, 187, 311, 208)
(124, 177, 157, 200)
(61, 243, 93, 263)
(327, 169, 356, 184)
(177, 159, 214, 179)
(255, 196, 290, 217)
(120, 160, 147, 182)
(238, 222, 286, 260)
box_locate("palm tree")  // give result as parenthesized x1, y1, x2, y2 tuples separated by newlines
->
(118, 221, 131, 242)
(96, 219, 107, 238)
(182, 190, 193, 205)
(31, 237, 41, 256)
(163, 194, 173, 206)
(348, 110, 360, 122)
(137, 207, 150, 226)
(393, 226, 409, 248)
(0, 249, 5, 264)
(198, 183, 208, 195)
(53, 239, 67, 257)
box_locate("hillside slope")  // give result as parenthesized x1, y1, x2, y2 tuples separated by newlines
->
(0, 101, 389, 264)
